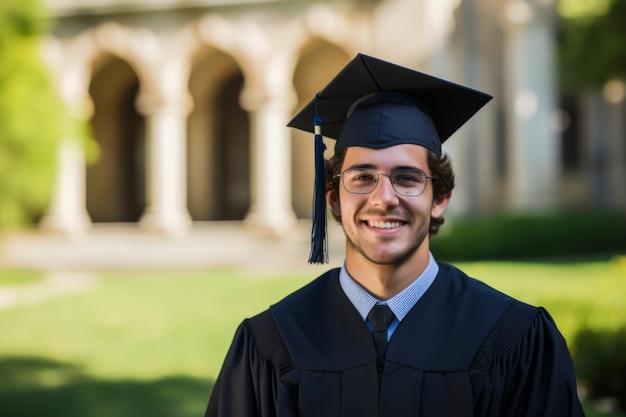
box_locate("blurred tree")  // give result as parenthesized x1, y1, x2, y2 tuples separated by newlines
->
(558, 0, 626, 91)
(559, 0, 611, 19)
(0, 0, 81, 228)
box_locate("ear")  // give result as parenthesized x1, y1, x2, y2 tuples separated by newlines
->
(431, 191, 451, 219)
(327, 189, 341, 218)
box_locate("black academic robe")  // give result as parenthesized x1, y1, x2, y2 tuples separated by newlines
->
(206, 263, 585, 417)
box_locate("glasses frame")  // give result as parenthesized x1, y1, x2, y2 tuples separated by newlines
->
(334, 168, 438, 197)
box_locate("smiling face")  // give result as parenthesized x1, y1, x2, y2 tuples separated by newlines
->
(328, 144, 450, 269)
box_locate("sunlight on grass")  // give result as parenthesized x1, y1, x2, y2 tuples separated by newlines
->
(0, 268, 311, 380)
(0, 269, 43, 286)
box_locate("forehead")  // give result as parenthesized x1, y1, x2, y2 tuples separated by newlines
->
(341, 144, 429, 170)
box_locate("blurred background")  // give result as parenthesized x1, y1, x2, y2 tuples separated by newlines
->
(0, 0, 625, 415)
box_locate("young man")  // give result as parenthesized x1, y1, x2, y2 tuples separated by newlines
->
(206, 54, 584, 416)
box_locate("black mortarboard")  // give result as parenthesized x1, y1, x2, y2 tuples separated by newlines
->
(287, 53, 492, 264)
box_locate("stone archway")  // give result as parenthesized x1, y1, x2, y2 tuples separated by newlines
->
(87, 55, 146, 222)
(187, 51, 250, 221)
(212, 72, 250, 220)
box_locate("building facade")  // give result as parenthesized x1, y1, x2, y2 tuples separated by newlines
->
(38, 0, 626, 238)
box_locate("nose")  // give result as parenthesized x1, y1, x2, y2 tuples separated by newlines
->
(370, 174, 399, 208)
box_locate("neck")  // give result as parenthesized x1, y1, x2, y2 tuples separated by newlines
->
(344, 245, 430, 300)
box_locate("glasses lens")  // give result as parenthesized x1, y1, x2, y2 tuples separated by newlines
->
(391, 170, 427, 196)
(342, 168, 378, 194)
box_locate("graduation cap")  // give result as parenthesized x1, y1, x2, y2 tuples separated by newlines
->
(287, 53, 492, 264)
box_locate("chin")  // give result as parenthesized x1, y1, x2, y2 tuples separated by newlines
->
(359, 247, 418, 266)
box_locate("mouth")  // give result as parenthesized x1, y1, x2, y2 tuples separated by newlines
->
(366, 220, 405, 229)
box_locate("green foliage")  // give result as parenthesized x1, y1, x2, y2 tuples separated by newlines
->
(0, 0, 63, 227)
(0, 0, 47, 38)
(558, 0, 611, 19)
(558, 0, 626, 91)
(573, 327, 626, 409)
(431, 211, 626, 262)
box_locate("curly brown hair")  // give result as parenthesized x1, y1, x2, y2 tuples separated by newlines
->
(325, 148, 455, 235)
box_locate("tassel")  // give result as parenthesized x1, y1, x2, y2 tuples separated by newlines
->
(309, 94, 328, 264)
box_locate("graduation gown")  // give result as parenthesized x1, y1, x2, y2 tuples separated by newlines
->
(206, 263, 584, 417)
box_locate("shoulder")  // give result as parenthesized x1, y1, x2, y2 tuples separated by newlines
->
(470, 296, 569, 375)
(438, 263, 553, 336)
(468, 302, 583, 413)
(437, 263, 545, 352)
(435, 264, 570, 370)
(242, 310, 292, 371)
(471, 300, 539, 364)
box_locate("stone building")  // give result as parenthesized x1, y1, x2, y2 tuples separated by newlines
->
(38, 0, 626, 239)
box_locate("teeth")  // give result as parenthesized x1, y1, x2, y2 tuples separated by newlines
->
(368, 220, 402, 229)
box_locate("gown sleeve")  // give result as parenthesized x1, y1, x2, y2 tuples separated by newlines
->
(472, 302, 585, 417)
(205, 312, 292, 417)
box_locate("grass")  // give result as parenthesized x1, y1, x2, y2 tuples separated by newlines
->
(0, 268, 310, 380)
(0, 267, 310, 417)
(0, 258, 625, 416)
(0, 269, 43, 286)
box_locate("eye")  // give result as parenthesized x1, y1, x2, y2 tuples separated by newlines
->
(393, 171, 425, 185)
(351, 172, 377, 183)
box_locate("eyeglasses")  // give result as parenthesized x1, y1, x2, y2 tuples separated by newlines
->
(335, 168, 437, 197)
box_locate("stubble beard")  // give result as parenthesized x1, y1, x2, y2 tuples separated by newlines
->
(343, 219, 430, 267)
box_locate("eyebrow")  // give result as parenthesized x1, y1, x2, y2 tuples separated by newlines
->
(345, 164, 426, 172)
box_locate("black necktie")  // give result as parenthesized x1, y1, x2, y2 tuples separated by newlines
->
(367, 304, 395, 376)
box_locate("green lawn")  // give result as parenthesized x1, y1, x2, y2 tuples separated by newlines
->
(0, 258, 624, 416)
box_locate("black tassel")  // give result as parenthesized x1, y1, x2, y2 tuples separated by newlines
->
(308, 95, 328, 264)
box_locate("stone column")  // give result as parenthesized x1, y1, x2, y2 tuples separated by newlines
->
(431, 46, 472, 216)
(39, 118, 92, 235)
(138, 92, 193, 235)
(435, 0, 499, 216)
(582, 88, 626, 209)
(39, 50, 93, 235)
(240, 83, 298, 236)
(503, 0, 560, 210)
(605, 85, 626, 209)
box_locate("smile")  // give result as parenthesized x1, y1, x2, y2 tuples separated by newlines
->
(367, 220, 403, 229)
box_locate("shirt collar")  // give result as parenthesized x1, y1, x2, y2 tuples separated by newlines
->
(339, 252, 439, 322)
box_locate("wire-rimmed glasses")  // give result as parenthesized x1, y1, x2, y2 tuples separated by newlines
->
(335, 167, 437, 197)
